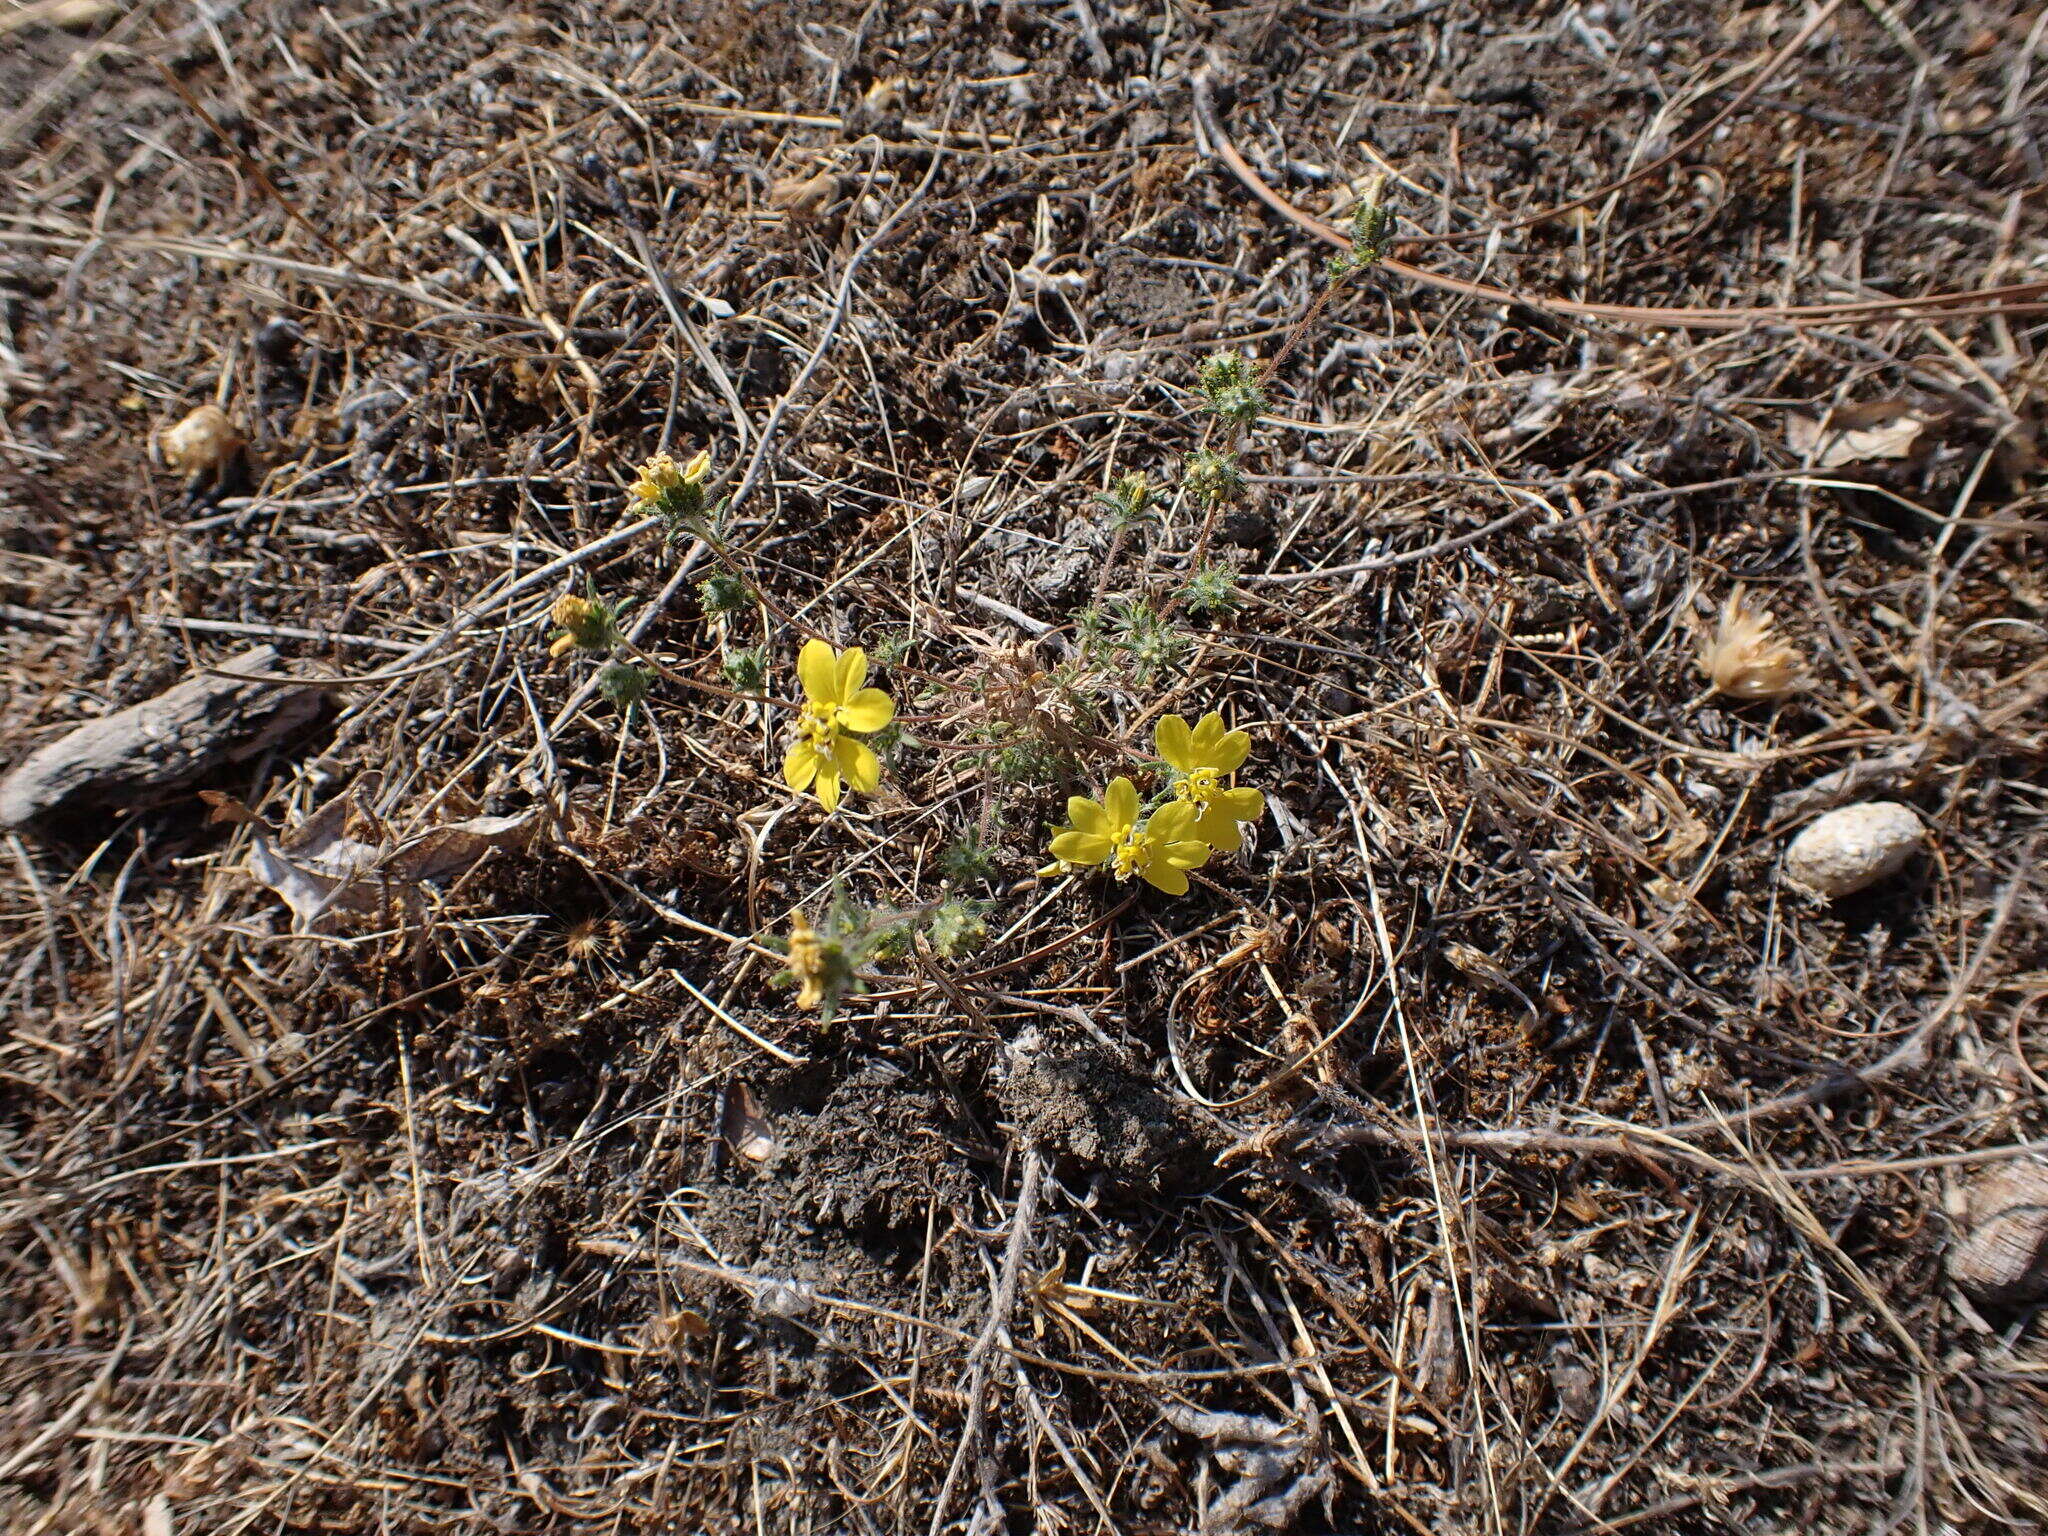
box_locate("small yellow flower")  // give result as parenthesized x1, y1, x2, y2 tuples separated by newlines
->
(1156, 712, 1264, 852)
(629, 448, 712, 510)
(1048, 777, 1211, 896)
(782, 639, 895, 812)
(629, 452, 681, 506)
(548, 592, 620, 657)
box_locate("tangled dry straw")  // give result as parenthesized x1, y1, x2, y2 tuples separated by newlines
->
(3, 1, 2048, 1533)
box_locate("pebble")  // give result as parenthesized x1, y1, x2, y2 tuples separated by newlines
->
(1783, 801, 1926, 899)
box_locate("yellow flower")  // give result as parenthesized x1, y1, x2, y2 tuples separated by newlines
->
(548, 592, 620, 657)
(1048, 777, 1211, 896)
(629, 448, 711, 510)
(782, 638, 895, 812)
(1156, 712, 1264, 852)
(629, 452, 683, 506)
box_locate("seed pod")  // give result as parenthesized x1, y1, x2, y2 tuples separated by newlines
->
(157, 403, 243, 481)
(1783, 801, 1925, 899)
(1948, 1161, 2048, 1306)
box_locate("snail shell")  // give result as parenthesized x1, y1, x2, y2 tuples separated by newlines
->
(1948, 1161, 2048, 1307)
(1783, 801, 1925, 899)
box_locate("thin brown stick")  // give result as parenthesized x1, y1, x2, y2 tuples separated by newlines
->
(1192, 73, 2048, 331)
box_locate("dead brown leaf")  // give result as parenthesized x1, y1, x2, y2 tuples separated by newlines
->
(1786, 402, 1926, 468)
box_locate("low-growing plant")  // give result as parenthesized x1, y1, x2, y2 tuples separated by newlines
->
(696, 571, 751, 623)
(1080, 598, 1191, 687)
(563, 447, 1280, 1036)
(721, 644, 767, 694)
(1180, 561, 1242, 617)
(939, 832, 999, 887)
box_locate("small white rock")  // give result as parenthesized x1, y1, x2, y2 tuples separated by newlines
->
(1784, 801, 1926, 899)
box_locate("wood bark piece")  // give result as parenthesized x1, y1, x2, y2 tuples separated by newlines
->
(1949, 1161, 2048, 1307)
(0, 645, 324, 828)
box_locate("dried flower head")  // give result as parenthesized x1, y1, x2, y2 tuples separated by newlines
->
(784, 913, 831, 1011)
(769, 170, 842, 216)
(774, 903, 874, 1020)
(563, 916, 624, 964)
(863, 76, 908, 112)
(1700, 588, 1801, 700)
(157, 403, 244, 482)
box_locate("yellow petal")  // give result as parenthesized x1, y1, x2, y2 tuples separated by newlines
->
(835, 646, 868, 702)
(1103, 777, 1139, 830)
(814, 768, 843, 812)
(798, 638, 839, 704)
(1155, 714, 1194, 770)
(1141, 864, 1190, 896)
(783, 743, 820, 792)
(1191, 712, 1229, 753)
(1148, 801, 1197, 842)
(1191, 807, 1241, 851)
(1163, 838, 1213, 870)
(1217, 786, 1264, 819)
(1050, 831, 1113, 865)
(1210, 730, 1252, 773)
(834, 736, 881, 794)
(1066, 796, 1109, 836)
(837, 687, 894, 733)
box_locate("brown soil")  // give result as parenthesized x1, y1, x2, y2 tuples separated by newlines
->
(4, 1, 2048, 1532)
